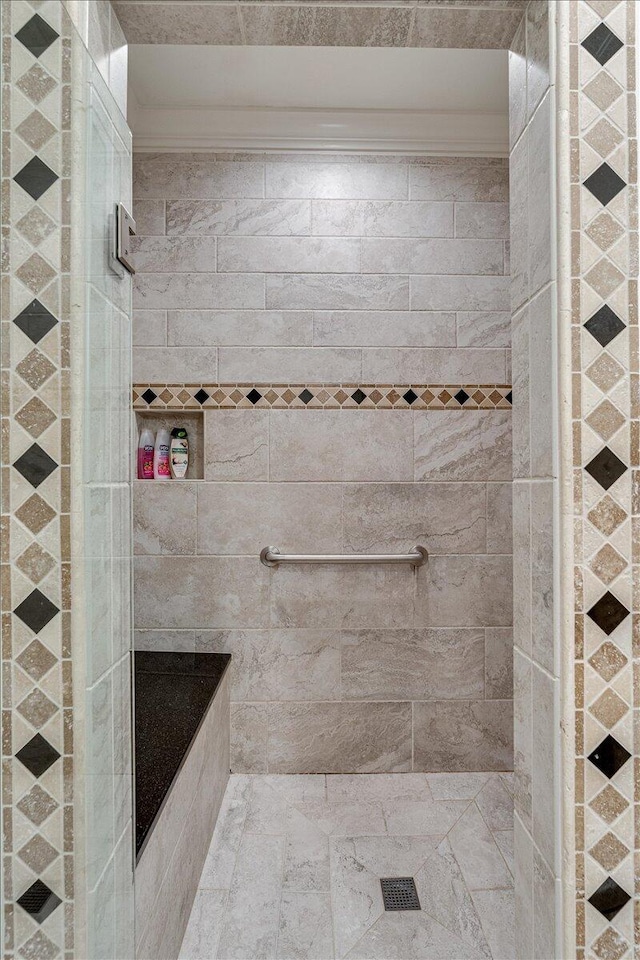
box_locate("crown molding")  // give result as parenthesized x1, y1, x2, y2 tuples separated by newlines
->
(131, 105, 509, 156)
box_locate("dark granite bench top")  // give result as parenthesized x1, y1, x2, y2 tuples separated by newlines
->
(135, 651, 231, 860)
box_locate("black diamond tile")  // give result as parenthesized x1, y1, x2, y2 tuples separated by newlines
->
(587, 591, 629, 635)
(17, 880, 61, 924)
(588, 877, 631, 920)
(584, 304, 626, 347)
(194, 388, 209, 405)
(16, 734, 60, 778)
(588, 735, 631, 779)
(581, 23, 624, 66)
(14, 588, 59, 634)
(141, 388, 157, 405)
(247, 388, 262, 404)
(13, 156, 58, 201)
(403, 389, 418, 405)
(13, 300, 58, 345)
(585, 446, 627, 490)
(505, 391, 512, 404)
(15, 14, 59, 58)
(583, 163, 626, 206)
(352, 389, 366, 405)
(454, 389, 470, 405)
(13, 444, 58, 488)
(299, 389, 313, 404)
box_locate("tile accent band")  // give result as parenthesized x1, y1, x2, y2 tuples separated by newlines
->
(133, 383, 513, 411)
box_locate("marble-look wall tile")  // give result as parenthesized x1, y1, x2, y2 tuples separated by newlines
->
(132, 237, 217, 273)
(414, 409, 512, 481)
(267, 702, 412, 774)
(241, 5, 414, 48)
(168, 310, 313, 347)
(266, 273, 409, 311)
(196, 482, 342, 555)
(509, 130, 529, 313)
(231, 703, 268, 773)
(360, 238, 505, 275)
(218, 236, 361, 274)
(311, 199, 453, 238)
(413, 699, 514, 771)
(204, 410, 269, 481)
(416, 555, 513, 628)
(133, 346, 218, 382)
(113, 1, 243, 44)
(361, 346, 506, 383)
(409, 161, 509, 202)
(341, 628, 485, 701)
(271, 564, 416, 630)
(455, 202, 510, 240)
(133, 199, 166, 237)
(134, 272, 265, 310)
(527, 91, 553, 297)
(269, 410, 413, 481)
(487, 482, 513, 554)
(411, 7, 523, 50)
(134, 556, 270, 629)
(133, 482, 197, 555)
(525, 0, 550, 121)
(133, 310, 166, 346)
(167, 198, 311, 236)
(218, 346, 361, 382)
(342, 482, 486, 555)
(485, 628, 514, 700)
(196, 628, 341, 702)
(313, 310, 456, 348)
(531, 662, 557, 874)
(410, 274, 510, 312)
(265, 162, 408, 199)
(456, 311, 511, 348)
(509, 12, 527, 150)
(133, 157, 265, 199)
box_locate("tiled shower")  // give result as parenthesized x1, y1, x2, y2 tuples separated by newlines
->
(131, 152, 514, 776)
(2, 1, 638, 959)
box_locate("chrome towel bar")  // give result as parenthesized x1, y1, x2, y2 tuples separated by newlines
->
(260, 545, 428, 568)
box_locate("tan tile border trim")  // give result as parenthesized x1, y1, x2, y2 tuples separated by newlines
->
(133, 383, 513, 411)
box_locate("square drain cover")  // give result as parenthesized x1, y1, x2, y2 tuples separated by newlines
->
(380, 877, 421, 911)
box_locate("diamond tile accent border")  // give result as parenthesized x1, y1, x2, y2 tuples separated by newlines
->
(2, 3, 73, 957)
(571, 2, 638, 956)
(133, 383, 514, 411)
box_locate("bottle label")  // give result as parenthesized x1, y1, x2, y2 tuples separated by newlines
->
(156, 443, 170, 477)
(140, 443, 154, 479)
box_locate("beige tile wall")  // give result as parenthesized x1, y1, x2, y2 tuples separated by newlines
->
(132, 153, 511, 386)
(508, 3, 561, 958)
(132, 152, 514, 774)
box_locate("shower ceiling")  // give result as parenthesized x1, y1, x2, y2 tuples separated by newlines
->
(128, 45, 509, 154)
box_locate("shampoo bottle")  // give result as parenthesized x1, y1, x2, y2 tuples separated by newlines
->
(153, 428, 171, 480)
(170, 427, 189, 479)
(137, 428, 155, 480)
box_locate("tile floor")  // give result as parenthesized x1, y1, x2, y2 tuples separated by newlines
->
(180, 772, 515, 960)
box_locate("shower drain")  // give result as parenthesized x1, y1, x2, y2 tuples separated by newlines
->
(380, 877, 421, 911)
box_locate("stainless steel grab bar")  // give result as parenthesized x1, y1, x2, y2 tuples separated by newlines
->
(260, 545, 428, 568)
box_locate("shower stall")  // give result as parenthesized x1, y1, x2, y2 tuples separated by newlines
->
(2, 1, 637, 958)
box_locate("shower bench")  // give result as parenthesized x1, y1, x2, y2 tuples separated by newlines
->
(134, 651, 231, 959)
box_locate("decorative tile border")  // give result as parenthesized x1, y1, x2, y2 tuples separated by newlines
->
(570, 2, 638, 957)
(133, 383, 513, 411)
(1, 2, 73, 958)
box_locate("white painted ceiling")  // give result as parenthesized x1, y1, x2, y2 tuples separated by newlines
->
(129, 45, 508, 113)
(128, 45, 509, 154)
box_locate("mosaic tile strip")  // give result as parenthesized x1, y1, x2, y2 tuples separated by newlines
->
(133, 383, 513, 411)
(571, 1, 638, 956)
(1, 1, 72, 957)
